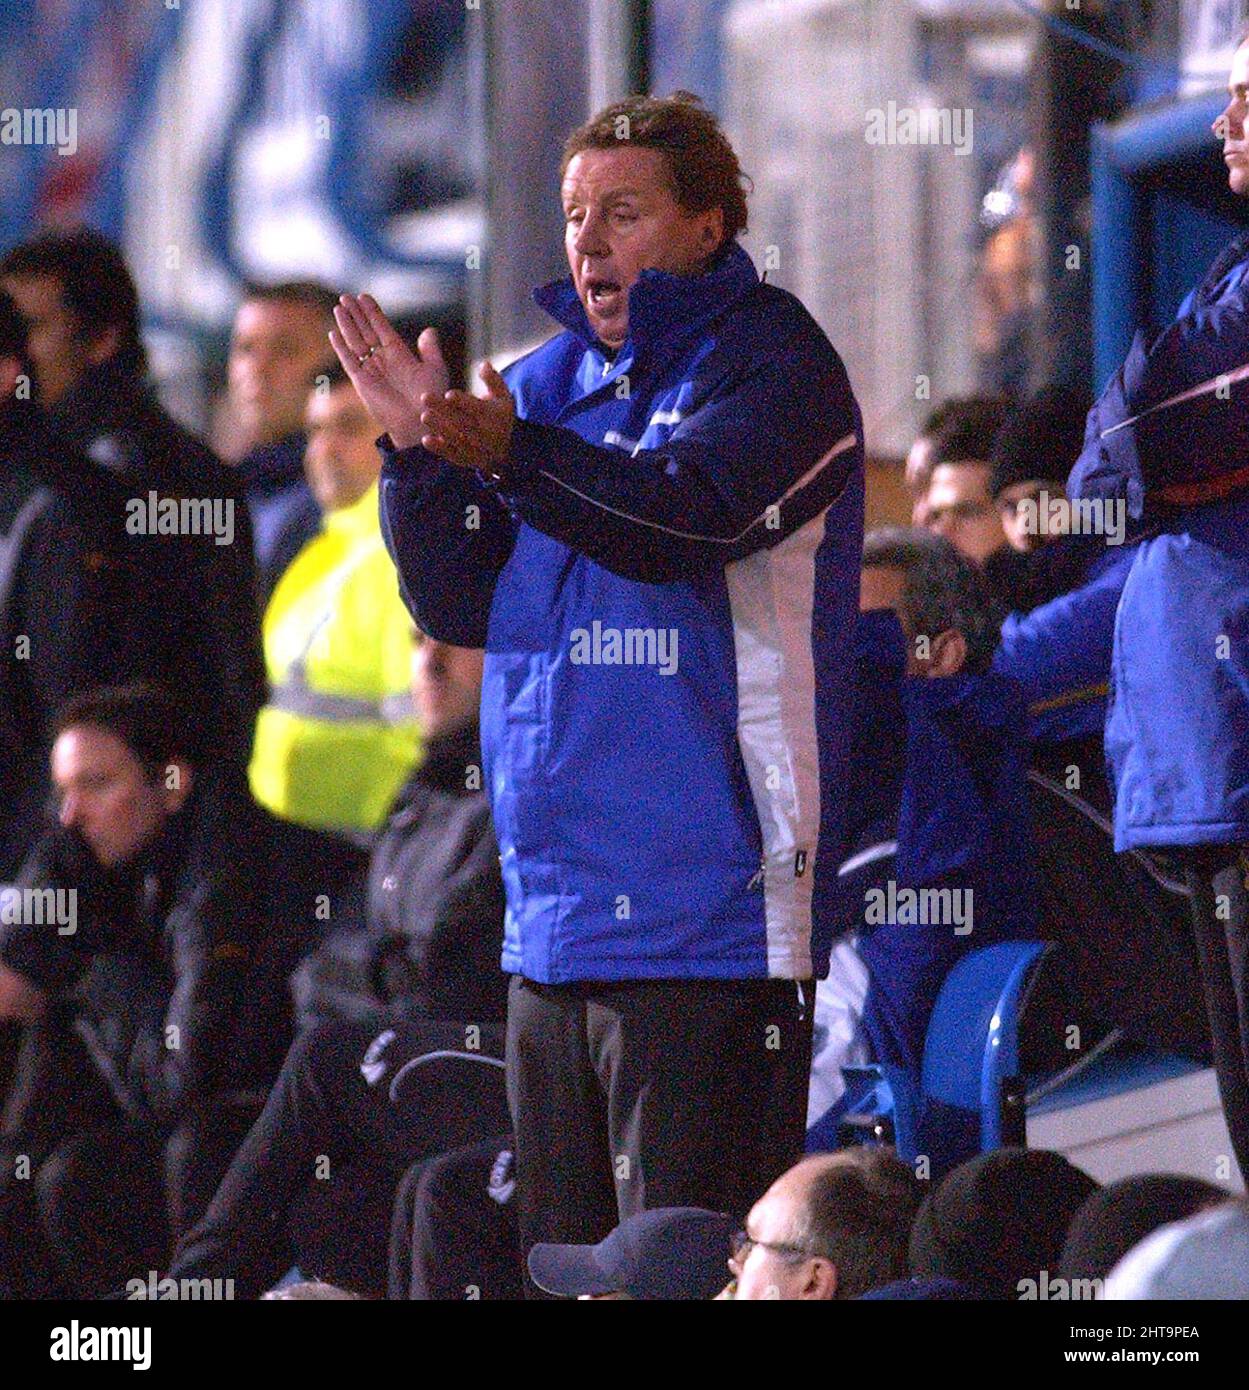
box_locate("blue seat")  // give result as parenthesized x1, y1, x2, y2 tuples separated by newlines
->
(923, 939, 1051, 1151)
(837, 940, 1049, 1165)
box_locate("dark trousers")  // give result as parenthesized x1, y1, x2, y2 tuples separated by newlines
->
(170, 1016, 509, 1299)
(505, 974, 813, 1291)
(0, 1022, 250, 1298)
(1186, 849, 1249, 1181)
(390, 1135, 522, 1300)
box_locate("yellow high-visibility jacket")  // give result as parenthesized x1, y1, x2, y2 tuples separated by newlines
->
(250, 484, 420, 832)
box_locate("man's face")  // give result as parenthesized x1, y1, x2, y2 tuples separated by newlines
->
(562, 146, 724, 351)
(229, 298, 332, 448)
(1217, 43, 1249, 196)
(728, 1168, 824, 1301)
(411, 635, 484, 739)
(1, 273, 95, 407)
(923, 462, 1006, 566)
(996, 479, 1054, 553)
(51, 726, 183, 868)
(303, 383, 382, 513)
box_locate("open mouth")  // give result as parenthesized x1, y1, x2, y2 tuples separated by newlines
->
(585, 278, 623, 312)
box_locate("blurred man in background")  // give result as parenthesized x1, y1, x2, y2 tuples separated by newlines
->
(0, 226, 266, 787)
(919, 396, 1031, 611)
(0, 687, 294, 1298)
(249, 362, 421, 886)
(904, 396, 1006, 527)
(0, 288, 113, 883)
(226, 281, 337, 597)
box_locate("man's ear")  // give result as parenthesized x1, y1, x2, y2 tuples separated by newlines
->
(85, 323, 123, 367)
(159, 760, 194, 813)
(699, 206, 725, 254)
(927, 628, 968, 678)
(800, 1257, 838, 1301)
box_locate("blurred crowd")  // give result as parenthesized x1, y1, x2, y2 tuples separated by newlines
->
(0, 224, 1241, 1300)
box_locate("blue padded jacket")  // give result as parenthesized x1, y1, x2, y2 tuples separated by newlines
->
(380, 242, 864, 981)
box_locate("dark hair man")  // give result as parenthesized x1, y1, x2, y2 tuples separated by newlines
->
(906, 395, 1008, 526)
(331, 91, 866, 1280)
(0, 227, 266, 782)
(0, 686, 295, 1297)
(169, 636, 510, 1299)
(990, 384, 1090, 555)
(249, 362, 420, 849)
(849, 530, 1035, 1119)
(726, 1148, 922, 1300)
(920, 396, 1032, 610)
(1067, 36, 1249, 1179)
(226, 280, 338, 596)
(0, 288, 112, 881)
(908, 1147, 1098, 1299)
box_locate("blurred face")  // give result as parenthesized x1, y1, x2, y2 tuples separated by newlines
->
(997, 479, 1055, 553)
(303, 382, 382, 513)
(728, 1165, 833, 1301)
(229, 298, 332, 448)
(51, 725, 188, 868)
(1217, 43, 1249, 196)
(923, 462, 1006, 566)
(0, 352, 21, 406)
(562, 146, 724, 351)
(1, 273, 97, 407)
(411, 636, 484, 738)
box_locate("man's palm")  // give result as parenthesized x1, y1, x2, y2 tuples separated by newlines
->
(330, 294, 448, 448)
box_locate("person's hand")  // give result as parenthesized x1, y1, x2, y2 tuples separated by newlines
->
(416, 360, 516, 474)
(329, 294, 449, 449)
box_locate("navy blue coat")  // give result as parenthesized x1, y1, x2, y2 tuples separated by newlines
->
(1069, 236, 1249, 850)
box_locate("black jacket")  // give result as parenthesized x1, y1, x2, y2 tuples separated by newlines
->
(0, 401, 118, 876)
(293, 723, 508, 1027)
(45, 360, 267, 771)
(0, 780, 298, 1127)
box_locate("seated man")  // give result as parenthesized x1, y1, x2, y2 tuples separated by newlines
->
(918, 395, 1032, 611)
(909, 1147, 1098, 1299)
(249, 361, 422, 888)
(0, 686, 300, 1297)
(528, 1207, 736, 1301)
(725, 1147, 923, 1300)
(988, 383, 1105, 609)
(168, 633, 511, 1299)
(808, 529, 1036, 1156)
(291, 632, 504, 1031)
(904, 397, 1006, 528)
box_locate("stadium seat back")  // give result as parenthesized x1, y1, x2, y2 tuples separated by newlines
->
(921, 939, 1049, 1148)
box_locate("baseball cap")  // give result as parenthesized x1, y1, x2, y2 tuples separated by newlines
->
(527, 1207, 735, 1300)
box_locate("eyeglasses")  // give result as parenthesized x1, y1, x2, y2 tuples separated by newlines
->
(730, 1229, 812, 1267)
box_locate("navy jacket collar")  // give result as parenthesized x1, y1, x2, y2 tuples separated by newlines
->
(532, 241, 760, 361)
